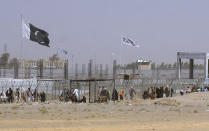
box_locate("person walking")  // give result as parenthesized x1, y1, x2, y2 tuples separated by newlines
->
(15, 88, 20, 103)
(73, 88, 79, 102)
(6, 88, 13, 103)
(26, 88, 32, 103)
(129, 86, 136, 100)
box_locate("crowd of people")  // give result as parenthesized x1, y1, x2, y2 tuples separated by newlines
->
(142, 85, 209, 100)
(3, 84, 208, 104)
(142, 86, 174, 100)
(58, 86, 137, 103)
(98, 86, 136, 102)
(59, 88, 86, 103)
(182, 85, 209, 94)
(0, 88, 46, 104)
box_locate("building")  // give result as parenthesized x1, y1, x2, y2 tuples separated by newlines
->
(18, 59, 66, 69)
(136, 59, 152, 70)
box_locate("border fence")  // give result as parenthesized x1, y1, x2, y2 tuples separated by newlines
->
(0, 78, 206, 102)
(0, 59, 208, 102)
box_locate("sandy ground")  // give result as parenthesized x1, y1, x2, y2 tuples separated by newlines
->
(1, 92, 209, 131)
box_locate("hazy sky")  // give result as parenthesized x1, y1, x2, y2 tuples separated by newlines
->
(1, 0, 209, 65)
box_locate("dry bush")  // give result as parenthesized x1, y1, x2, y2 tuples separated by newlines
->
(184, 104, 194, 107)
(57, 109, 62, 112)
(11, 106, 19, 110)
(138, 108, 146, 112)
(83, 108, 91, 112)
(127, 108, 134, 111)
(193, 110, 198, 113)
(84, 116, 89, 119)
(169, 107, 181, 112)
(154, 98, 180, 106)
(91, 114, 95, 118)
(39, 107, 48, 114)
(118, 109, 124, 112)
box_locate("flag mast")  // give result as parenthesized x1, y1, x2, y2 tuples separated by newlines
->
(20, 14, 24, 59)
(119, 36, 122, 73)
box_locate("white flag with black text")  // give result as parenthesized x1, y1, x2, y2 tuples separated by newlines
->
(122, 37, 139, 48)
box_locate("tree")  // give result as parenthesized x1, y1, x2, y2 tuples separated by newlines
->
(159, 62, 165, 69)
(151, 62, 156, 70)
(8, 58, 17, 68)
(0, 53, 10, 67)
(168, 64, 172, 69)
(183, 62, 189, 69)
(49, 54, 59, 61)
(173, 62, 177, 69)
(126, 62, 137, 69)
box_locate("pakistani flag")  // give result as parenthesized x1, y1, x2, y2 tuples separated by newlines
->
(122, 37, 139, 48)
(22, 19, 50, 47)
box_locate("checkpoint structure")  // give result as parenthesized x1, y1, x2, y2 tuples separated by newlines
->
(177, 52, 209, 79)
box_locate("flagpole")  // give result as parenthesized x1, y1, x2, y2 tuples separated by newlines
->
(56, 48, 58, 57)
(72, 54, 74, 75)
(119, 36, 122, 73)
(67, 53, 74, 76)
(20, 14, 24, 60)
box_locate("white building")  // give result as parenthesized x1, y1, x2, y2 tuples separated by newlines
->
(136, 59, 152, 70)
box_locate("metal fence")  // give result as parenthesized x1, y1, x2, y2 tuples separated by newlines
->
(0, 59, 207, 102)
(0, 77, 206, 102)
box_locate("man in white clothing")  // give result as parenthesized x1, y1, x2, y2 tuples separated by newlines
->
(73, 88, 79, 102)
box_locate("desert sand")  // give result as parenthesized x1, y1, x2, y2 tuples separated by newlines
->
(1, 92, 209, 131)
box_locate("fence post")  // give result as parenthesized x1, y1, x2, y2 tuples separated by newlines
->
(39, 59, 43, 79)
(95, 64, 99, 78)
(3, 65, 6, 78)
(100, 64, 103, 79)
(132, 62, 136, 74)
(105, 64, 108, 79)
(113, 60, 117, 101)
(28, 66, 31, 79)
(82, 64, 85, 79)
(14, 58, 19, 79)
(75, 63, 78, 80)
(24, 67, 27, 79)
(113, 60, 117, 79)
(88, 60, 93, 103)
(64, 60, 68, 79)
(88, 60, 93, 79)
(50, 61, 53, 79)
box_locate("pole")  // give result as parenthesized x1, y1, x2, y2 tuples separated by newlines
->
(72, 54, 74, 76)
(20, 15, 23, 58)
(119, 37, 122, 73)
